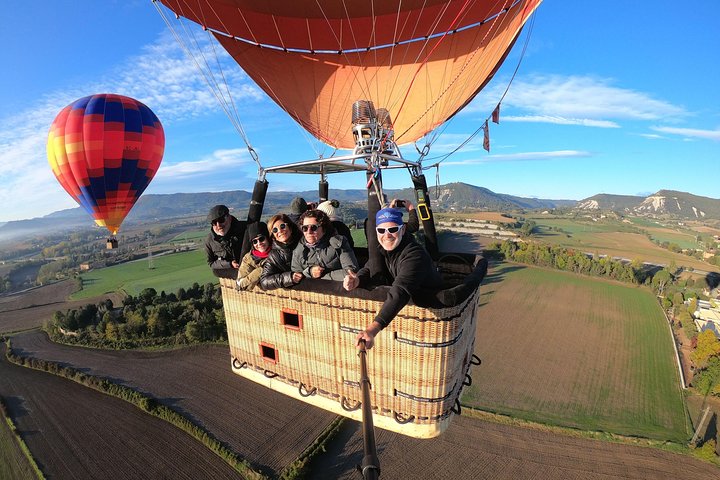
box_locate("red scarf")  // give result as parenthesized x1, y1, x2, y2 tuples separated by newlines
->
(252, 248, 270, 259)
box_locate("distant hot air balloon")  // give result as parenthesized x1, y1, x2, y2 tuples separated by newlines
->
(47, 94, 165, 242)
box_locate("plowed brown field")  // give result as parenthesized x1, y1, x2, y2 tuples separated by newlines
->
(10, 330, 337, 477)
(0, 344, 242, 480)
(10, 331, 719, 479)
(0, 280, 121, 333)
(306, 415, 719, 479)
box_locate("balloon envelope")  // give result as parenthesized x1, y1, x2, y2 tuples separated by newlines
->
(47, 94, 165, 235)
(160, 0, 541, 149)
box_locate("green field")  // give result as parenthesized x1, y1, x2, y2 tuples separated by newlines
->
(170, 229, 206, 243)
(72, 249, 217, 300)
(463, 263, 688, 442)
(1, 406, 36, 480)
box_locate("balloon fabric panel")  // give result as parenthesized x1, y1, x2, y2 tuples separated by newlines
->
(47, 94, 165, 235)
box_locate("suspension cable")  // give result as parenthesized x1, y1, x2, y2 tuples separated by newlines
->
(425, 4, 537, 168)
(152, 0, 262, 170)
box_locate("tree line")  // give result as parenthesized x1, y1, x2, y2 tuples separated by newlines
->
(46, 282, 226, 348)
(492, 240, 653, 284)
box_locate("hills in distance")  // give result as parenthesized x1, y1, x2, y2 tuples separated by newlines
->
(576, 190, 720, 220)
(1, 184, 719, 243)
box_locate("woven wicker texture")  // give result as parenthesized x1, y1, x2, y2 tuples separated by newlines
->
(218, 258, 479, 438)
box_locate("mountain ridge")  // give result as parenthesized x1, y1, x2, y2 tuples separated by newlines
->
(576, 190, 720, 219)
(0, 183, 570, 242)
(2, 184, 718, 243)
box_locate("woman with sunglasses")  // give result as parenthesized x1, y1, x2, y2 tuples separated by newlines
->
(236, 222, 272, 290)
(259, 213, 304, 290)
(344, 207, 443, 349)
(291, 209, 358, 281)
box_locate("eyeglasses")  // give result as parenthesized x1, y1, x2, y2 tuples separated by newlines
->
(376, 226, 401, 234)
(251, 235, 267, 245)
(301, 224, 320, 233)
(211, 215, 227, 226)
(272, 223, 287, 234)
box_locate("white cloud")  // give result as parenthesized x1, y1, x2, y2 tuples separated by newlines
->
(466, 74, 687, 127)
(157, 148, 254, 179)
(502, 115, 619, 128)
(638, 133, 664, 139)
(441, 150, 591, 165)
(650, 126, 720, 141)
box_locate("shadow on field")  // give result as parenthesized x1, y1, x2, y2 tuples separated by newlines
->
(3, 395, 31, 421)
(306, 419, 388, 478)
(483, 263, 525, 285)
(438, 231, 491, 255)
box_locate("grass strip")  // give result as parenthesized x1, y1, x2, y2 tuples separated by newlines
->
(4, 338, 267, 480)
(279, 416, 346, 479)
(0, 393, 45, 480)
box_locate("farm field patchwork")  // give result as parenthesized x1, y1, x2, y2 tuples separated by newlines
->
(0, 344, 242, 479)
(530, 216, 713, 270)
(72, 249, 216, 300)
(464, 263, 688, 442)
(10, 333, 719, 479)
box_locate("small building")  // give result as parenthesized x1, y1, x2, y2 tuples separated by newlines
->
(693, 305, 720, 339)
(79, 262, 91, 271)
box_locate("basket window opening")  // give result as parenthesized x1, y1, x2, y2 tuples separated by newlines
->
(260, 342, 278, 364)
(281, 308, 303, 330)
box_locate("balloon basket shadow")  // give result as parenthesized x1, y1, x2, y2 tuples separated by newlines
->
(218, 254, 481, 439)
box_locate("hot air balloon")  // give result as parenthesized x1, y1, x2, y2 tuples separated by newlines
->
(47, 94, 165, 247)
(155, 0, 539, 446)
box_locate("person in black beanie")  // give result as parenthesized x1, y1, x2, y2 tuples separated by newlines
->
(204, 204, 249, 278)
(236, 222, 272, 290)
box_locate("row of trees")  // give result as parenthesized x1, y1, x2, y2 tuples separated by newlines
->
(493, 240, 653, 285)
(47, 282, 226, 348)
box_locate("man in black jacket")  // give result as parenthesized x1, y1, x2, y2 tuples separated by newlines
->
(344, 207, 442, 349)
(204, 204, 249, 278)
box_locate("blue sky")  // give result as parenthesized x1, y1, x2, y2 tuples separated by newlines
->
(1, 0, 718, 224)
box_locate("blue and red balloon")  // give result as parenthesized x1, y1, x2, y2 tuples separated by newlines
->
(47, 94, 164, 235)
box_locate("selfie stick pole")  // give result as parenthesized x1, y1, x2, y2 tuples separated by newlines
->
(358, 340, 380, 479)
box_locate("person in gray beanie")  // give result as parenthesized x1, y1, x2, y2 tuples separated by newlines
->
(288, 197, 308, 223)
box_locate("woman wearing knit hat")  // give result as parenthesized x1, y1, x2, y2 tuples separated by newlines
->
(236, 222, 272, 290)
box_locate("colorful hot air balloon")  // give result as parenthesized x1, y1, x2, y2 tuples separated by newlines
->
(47, 94, 165, 237)
(159, 0, 540, 149)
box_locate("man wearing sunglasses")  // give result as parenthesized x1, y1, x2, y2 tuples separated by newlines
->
(204, 204, 249, 278)
(344, 207, 442, 349)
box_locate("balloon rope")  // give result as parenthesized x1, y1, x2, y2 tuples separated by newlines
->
(152, 0, 262, 169)
(381, 0, 474, 153)
(425, 4, 537, 168)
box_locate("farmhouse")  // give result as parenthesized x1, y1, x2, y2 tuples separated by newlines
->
(692, 300, 720, 338)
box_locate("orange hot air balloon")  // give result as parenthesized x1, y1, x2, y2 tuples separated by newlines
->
(47, 94, 165, 236)
(159, 0, 541, 149)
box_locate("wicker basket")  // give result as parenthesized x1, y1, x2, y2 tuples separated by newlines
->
(219, 256, 480, 439)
